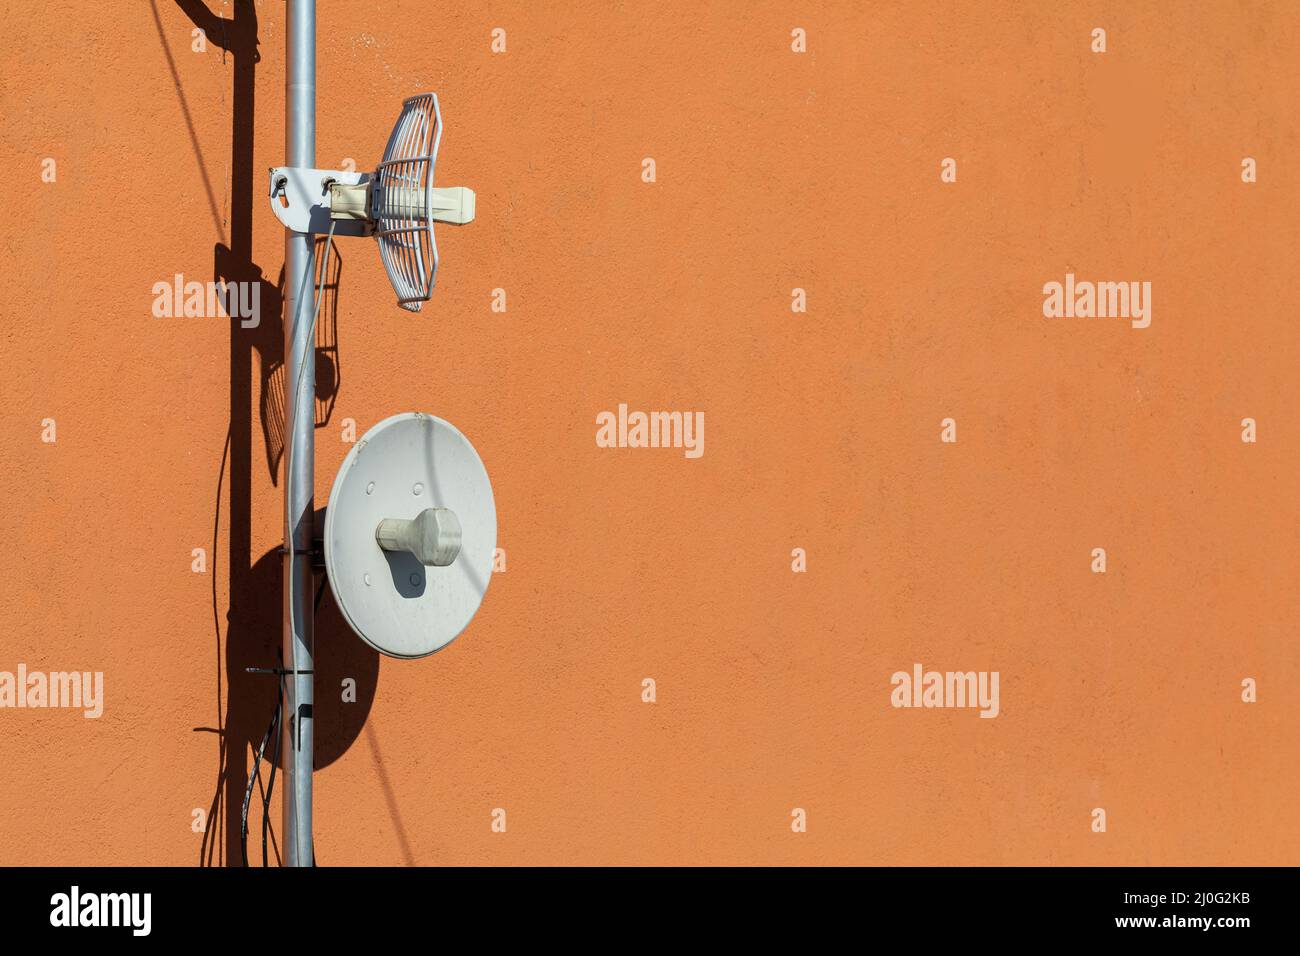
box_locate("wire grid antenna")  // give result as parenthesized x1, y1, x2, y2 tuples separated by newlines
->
(374, 93, 444, 312)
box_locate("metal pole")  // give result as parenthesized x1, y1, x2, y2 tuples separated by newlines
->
(282, 0, 316, 867)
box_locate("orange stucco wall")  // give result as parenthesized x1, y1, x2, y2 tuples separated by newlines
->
(1, 1, 1297, 865)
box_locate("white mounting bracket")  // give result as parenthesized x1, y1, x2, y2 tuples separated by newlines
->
(268, 166, 371, 237)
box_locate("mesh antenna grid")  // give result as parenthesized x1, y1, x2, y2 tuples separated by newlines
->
(374, 94, 469, 311)
(268, 92, 475, 312)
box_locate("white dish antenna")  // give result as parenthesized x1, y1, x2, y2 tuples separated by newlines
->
(324, 413, 496, 659)
(268, 93, 475, 311)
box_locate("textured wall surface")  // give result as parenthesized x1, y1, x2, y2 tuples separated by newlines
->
(1, 1, 1297, 865)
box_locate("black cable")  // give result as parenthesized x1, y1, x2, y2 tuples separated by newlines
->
(310, 573, 326, 867)
(241, 687, 280, 866)
(240, 562, 327, 866)
(262, 667, 284, 866)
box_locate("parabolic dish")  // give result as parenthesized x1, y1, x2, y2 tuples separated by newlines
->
(324, 412, 495, 658)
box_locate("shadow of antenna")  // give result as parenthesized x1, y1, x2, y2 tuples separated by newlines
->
(261, 237, 343, 484)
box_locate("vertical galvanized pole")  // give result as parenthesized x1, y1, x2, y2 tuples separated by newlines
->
(282, 0, 316, 867)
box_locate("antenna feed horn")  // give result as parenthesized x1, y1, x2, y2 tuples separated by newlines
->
(376, 508, 462, 567)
